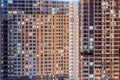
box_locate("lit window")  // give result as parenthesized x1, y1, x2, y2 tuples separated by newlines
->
(13, 11, 17, 14)
(1, 4, 3, 7)
(89, 26, 94, 30)
(8, 0, 13, 3)
(22, 51, 24, 53)
(22, 22, 24, 24)
(90, 46, 93, 50)
(90, 62, 94, 66)
(17, 43, 21, 46)
(89, 74, 94, 78)
(89, 38, 94, 41)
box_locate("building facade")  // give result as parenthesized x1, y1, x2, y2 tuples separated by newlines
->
(1, 0, 79, 80)
(1, 0, 120, 80)
(79, 0, 120, 80)
(0, 0, 1, 80)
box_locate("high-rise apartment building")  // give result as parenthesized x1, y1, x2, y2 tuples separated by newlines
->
(1, 0, 79, 80)
(2, 0, 120, 80)
(0, 0, 1, 80)
(79, 0, 120, 80)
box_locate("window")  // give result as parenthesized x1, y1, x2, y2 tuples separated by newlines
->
(89, 26, 94, 30)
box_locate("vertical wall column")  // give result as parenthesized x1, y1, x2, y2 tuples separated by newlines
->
(69, 0, 79, 80)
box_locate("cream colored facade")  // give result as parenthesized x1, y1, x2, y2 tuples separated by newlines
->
(69, 0, 79, 80)
(2, 0, 120, 80)
(12, 2, 70, 79)
(1, 0, 79, 79)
